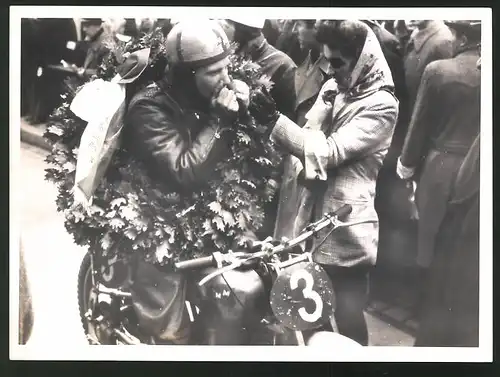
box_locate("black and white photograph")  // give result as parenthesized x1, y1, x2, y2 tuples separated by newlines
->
(10, 6, 492, 362)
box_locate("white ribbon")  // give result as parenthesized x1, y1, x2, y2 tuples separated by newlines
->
(71, 75, 126, 210)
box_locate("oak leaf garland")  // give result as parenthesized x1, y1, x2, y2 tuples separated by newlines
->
(44, 28, 283, 267)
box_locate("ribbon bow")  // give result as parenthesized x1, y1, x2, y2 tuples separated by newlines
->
(70, 48, 151, 210)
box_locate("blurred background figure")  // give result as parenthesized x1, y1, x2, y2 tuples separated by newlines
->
(262, 19, 280, 47)
(394, 20, 413, 53)
(139, 18, 156, 36)
(221, 17, 297, 120)
(404, 20, 454, 113)
(124, 18, 140, 39)
(414, 134, 480, 347)
(397, 20, 481, 316)
(276, 19, 308, 65)
(293, 19, 331, 127)
(20, 18, 40, 119)
(155, 18, 174, 37)
(71, 18, 110, 81)
(19, 241, 34, 345)
(21, 18, 78, 123)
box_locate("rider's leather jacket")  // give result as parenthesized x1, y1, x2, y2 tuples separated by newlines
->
(123, 79, 231, 192)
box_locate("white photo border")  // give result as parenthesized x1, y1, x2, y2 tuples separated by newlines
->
(9, 5, 493, 362)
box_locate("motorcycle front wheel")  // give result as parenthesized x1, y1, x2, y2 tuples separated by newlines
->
(77, 251, 118, 345)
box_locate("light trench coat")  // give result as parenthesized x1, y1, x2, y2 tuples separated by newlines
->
(271, 24, 399, 268)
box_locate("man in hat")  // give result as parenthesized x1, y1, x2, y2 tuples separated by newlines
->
(71, 18, 110, 80)
(220, 18, 297, 120)
(123, 20, 252, 345)
(396, 20, 481, 317)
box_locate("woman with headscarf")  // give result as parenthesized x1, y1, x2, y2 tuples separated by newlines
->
(248, 20, 399, 346)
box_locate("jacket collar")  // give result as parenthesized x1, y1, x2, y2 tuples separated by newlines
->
(158, 76, 211, 115)
(409, 21, 447, 53)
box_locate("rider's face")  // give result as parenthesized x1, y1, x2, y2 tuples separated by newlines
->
(194, 57, 232, 100)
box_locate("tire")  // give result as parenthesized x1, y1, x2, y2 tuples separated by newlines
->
(77, 251, 117, 345)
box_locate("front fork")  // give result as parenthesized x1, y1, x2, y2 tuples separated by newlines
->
(86, 253, 143, 345)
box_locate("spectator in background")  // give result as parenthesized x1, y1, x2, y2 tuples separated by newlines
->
(415, 134, 480, 347)
(361, 20, 410, 228)
(293, 19, 331, 127)
(71, 18, 110, 81)
(397, 21, 481, 314)
(139, 18, 156, 36)
(21, 18, 39, 119)
(275, 19, 307, 65)
(395, 20, 413, 53)
(262, 19, 280, 47)
(155, 18, 174, 37)
(383, 20, 396, 35)
(25, 18, 78, 123)
(220, 18, 297, 120)
(124, 18, 140, 39)
(404, 20, 454, 113)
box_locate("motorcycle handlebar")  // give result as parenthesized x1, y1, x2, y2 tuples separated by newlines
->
(174, 204, 353, 272)
(174, 256, 214, 271)
(331, 204, 352, 220)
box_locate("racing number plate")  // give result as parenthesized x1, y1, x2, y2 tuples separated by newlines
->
(270, 262, 335, 331)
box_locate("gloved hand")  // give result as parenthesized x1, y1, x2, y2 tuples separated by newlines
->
(248, 85, 280, 127)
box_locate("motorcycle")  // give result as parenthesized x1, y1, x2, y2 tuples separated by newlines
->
(78, 204, 374, 346)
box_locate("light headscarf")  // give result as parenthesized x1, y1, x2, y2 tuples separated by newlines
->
(342, 20, 395, 99)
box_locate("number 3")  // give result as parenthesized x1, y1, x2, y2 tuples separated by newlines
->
(290, 269, 323, 323)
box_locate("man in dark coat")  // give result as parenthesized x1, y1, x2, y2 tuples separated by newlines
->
(414, 134, 480, 347)
(404, 20, 454, 114)
(293, 19, 331, 127)
(275, 20, 309, 66)
(397, 21, 481, 308)
(221, 18, 297, 120)
(21, 18, 39, 118)
(26, 18, 78, 123)
(72, 19, 110, 81)
(262, 19, 280, 47)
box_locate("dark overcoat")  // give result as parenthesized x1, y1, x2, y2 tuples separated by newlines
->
(414, 135, 480, 347)
(403, 21, 454, 113)
(399, 48, 481, 268)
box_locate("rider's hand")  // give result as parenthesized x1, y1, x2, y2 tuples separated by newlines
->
(211, 86, 239, 122)
(229, 79, 250, 109)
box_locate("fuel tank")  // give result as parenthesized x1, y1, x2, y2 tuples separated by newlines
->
(191, 266, 268, 344)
